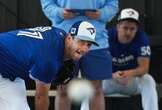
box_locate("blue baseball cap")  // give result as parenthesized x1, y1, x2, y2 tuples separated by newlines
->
(69, 21, 99, 46)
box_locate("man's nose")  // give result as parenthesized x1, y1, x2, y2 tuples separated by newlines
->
(126, 29, 132, 34)
(127, 28, 136, 34)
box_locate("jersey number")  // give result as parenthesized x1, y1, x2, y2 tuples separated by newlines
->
(17, 27, 52, 40)
(17, 31, 43, 39)
(141, 46, 151, 56)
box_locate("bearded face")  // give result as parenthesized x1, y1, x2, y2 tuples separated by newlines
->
(64, 35, 92, 60)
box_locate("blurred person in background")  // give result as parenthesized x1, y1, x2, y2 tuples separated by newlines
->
(40, 0, 118, 110)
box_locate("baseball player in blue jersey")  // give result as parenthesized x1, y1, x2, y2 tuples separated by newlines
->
(0, 21, 98, 110)
(81, 8, 159, 110)
(40, 0, 118, 110)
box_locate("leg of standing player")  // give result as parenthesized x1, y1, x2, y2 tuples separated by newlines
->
(80, 48, 112, 110)
(55, 85, 71, 110)
(0, 75, 30, 110)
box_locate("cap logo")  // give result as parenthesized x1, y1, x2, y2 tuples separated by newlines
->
(87, 27, 95, 35)
(68, 21, 99, 46)
(127, 10, 135, 17)
(70, 28, 77, 34)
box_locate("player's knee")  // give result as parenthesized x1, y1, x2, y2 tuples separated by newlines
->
(56, 85, 68, 97)
(91, 80, 103, 95)
(141, 74, 156, 88)
(102, 80, 110, 94)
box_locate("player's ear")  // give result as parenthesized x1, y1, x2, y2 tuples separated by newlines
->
(116, 23, 120, 30)
(66, 34, 73, 40)
(65, 34, 73, 44)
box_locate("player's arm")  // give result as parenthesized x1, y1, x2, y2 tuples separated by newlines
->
(40, 0, 64, 22)
(97, 0, 119, 22)
(35, 80, 51, 110)
(119, 39, 151, 78)
(125, 57, 150, 77)
(113, 57, 150, 80)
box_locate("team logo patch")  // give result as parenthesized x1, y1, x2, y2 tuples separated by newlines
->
(87, 28, 95, 35)
(127, 10, 135, 17)
(70, 28, 77, 35)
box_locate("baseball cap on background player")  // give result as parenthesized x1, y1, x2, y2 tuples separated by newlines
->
(69, 21, 99, 46)
(118, 8, 139, 23)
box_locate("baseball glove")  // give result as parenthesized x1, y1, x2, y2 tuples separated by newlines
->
(54, 59, 76, 85)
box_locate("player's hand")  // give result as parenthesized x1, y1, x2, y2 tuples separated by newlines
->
(63, 9, 75, 19)
(113, 70, 133, 86)
(113, 71, 128, 86)
(85, 10, 100, 19)
(112, 71, 124, 79)
(120, 70, 136, 79)
(54, 59, 76, 86)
